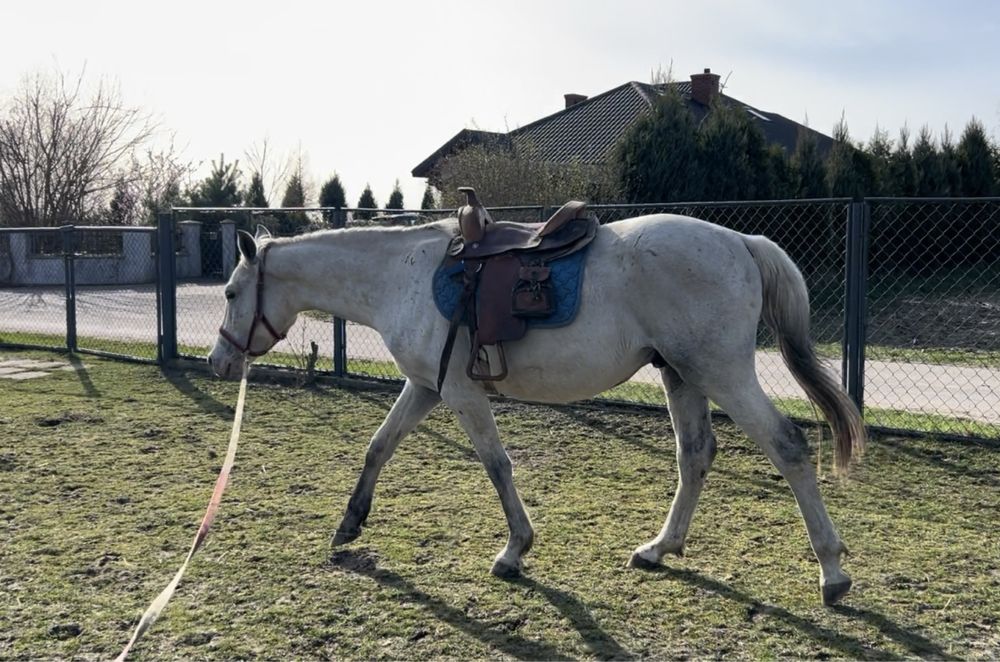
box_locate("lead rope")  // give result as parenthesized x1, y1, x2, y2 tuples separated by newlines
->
(114, 360, 250, 662)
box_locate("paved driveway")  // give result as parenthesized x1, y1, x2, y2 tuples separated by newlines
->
(2, 283, 998, 424)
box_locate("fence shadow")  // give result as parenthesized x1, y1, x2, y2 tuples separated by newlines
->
(67, 354, 100, 398)
(877, 436, 1000, 488)
(641, 565, 956, 660)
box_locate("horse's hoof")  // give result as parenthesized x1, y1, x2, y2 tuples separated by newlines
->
(332, 526, 361, 547)
(822, 578, 852, 606)
(627, 551, 661, 570)
(490, 559, 522, 580)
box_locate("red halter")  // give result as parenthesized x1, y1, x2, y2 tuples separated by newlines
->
(218, 244, 287, 357)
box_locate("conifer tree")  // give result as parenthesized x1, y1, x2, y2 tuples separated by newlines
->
(764, 145, 795, 199)
(318, 173, 347, 225)
(280, 173, 306, 207)
(244, 172, 269, 208)
(957, 118, 995, 196)
(696, 99, 755, 200)
(385, 179, 404, 210)
(278, 173, 308, 234)
(356, 184, 377, 219)
(108, 176, 140, 225)
(187, 154, 242, 207)
(319, 174, 347, 208)
(420, 184, 437, 210)
(939, 126, 962, 196)
(793, 129, 827, 198)
(615, 87, 701, 202)
(887, 126, 916, 196)
(912, 126, 944, 196)
(866, 125, 892, 195)
(826, 118, 866, 198)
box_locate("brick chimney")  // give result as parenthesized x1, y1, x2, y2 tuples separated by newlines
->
(564, 93, 588, 109)
(690, 68, 720, 106)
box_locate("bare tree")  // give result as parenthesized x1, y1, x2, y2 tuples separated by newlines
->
(244, 137, 292, 206)
(0, 68, 156, 226)
(435, 141, 619, 208)
(108, 139, 194, 225)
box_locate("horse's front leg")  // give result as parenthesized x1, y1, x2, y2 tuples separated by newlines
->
(446, 389, 534, 578)
(333, 379, 440, 546)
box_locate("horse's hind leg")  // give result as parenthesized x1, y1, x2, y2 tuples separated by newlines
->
(628, 366, 717, 569)
(333, 380, 441, 546)
(700, 367, 852, 605)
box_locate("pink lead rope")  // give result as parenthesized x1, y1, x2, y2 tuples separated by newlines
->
(115, 361, 250, 661)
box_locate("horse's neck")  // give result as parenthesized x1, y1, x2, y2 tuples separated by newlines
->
(268, 227, 439, 329)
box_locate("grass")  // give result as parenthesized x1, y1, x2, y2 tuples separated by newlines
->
(2, 350, 999, 659)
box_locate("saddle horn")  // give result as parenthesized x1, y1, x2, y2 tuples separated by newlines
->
(457, 186, 492, 244)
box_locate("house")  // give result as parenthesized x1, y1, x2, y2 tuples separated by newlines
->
(412, 69, 835, 186)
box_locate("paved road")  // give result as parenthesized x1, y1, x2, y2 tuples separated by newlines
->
(2, 283, 998, 424)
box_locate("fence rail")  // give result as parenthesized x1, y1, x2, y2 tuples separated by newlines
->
(2, 198, 998, 441)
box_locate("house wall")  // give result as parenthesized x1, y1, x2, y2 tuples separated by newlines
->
(0, 223, 209, 286)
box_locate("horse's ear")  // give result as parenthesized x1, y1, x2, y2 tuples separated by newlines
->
(237, 230, 258, 263)
(255, 224, 272, 241)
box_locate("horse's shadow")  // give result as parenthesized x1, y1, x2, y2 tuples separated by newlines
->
(328, 549, 632, 660)
(645, 565, 958, 661)
(351, 390, 479, 463)
(330, 549, 957, 661)
(160, 365, 233, 419)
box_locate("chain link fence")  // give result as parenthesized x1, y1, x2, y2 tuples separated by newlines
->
(865, 198, 1000, 437)
(2, 199, 998, 440)
(0, 225, 159, 362)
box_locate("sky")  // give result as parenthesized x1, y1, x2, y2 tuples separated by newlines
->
(2, 0, 999, 209)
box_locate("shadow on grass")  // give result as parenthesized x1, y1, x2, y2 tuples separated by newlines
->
(67, 353, 100, 398)
(645, 565, 956, 660)
(558, 407, 672, 460)
(512, 575, 633, 660)
(160, 365, 233, 419)
(878, 436, 1000, 488)
(329, 549, 631, 660)
(352, 390, 478, 463)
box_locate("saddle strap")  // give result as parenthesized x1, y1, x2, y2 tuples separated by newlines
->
(437, 261, 481, 393)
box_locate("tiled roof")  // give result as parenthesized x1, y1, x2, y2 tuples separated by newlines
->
(509, 82, 654, 164)
(412, 81, 834, 177)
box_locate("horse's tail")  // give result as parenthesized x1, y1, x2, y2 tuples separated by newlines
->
(742, 234, 866, 474)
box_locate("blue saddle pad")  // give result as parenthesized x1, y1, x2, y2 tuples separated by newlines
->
(433, 247, 591, 329)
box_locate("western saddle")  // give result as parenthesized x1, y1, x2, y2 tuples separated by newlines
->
(437, 187, 598, 391)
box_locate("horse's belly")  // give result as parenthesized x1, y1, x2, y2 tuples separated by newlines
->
(488, 329, 654, 403)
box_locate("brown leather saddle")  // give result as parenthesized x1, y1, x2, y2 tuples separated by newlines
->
(437, 187, 598, 391)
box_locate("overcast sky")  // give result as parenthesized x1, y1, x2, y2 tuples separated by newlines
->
(2, 0, 998, 208)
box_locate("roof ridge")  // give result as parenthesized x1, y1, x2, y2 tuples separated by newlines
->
(629, 81, 657, 107)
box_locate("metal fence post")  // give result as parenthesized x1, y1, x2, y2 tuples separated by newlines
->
(156, 212, 178, 362)
(61, 225, 77, 352)
(333, 318, 347, 377)
(842, 201, 869, 411)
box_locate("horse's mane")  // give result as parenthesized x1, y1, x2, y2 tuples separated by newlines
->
(270, 219, 458, 247)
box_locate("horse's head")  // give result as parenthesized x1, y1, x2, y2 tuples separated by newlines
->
(208, 225, 295, 379)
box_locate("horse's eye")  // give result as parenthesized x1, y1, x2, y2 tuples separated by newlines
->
(225, 290, 235, 300)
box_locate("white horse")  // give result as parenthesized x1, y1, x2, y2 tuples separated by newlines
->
(208, 214, 866, 605)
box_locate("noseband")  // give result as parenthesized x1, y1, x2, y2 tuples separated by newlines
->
(218, 244, 287, 357)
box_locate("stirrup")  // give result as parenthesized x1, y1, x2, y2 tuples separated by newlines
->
(466, 336, 508, 382)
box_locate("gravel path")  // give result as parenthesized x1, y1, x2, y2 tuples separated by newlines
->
(2, 282, 998, 424)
